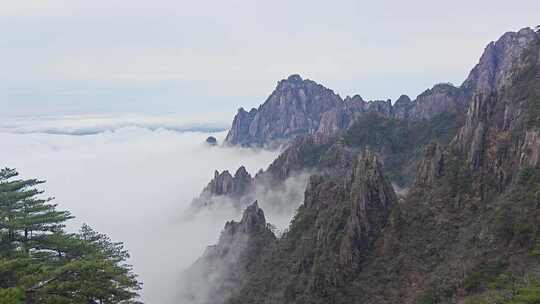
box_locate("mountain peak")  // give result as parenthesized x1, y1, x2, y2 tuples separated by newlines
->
(200, 167, 253, 199)
(220, 201, 268, 243)
(238, 201, 266, 233)
(395, 94, 412, 104)
(462, 26, 540, 93)
(286, 74, 303, 82)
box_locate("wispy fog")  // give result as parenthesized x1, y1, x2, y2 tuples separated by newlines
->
(0, 117, 279, 303)
(195, 172, 311, 232)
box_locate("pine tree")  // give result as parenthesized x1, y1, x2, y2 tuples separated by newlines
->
(0, 168, 142, 303)
(0, 168, 72, 252)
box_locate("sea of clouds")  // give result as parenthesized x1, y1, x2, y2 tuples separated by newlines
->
(0, 115, 289, 303)
(0, 113, 229, 135)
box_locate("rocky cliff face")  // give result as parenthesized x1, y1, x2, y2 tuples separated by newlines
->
(192, 166, 254, 208)
(224, 149, 398, 303)
(414, 142, 445, 186)
(179, 201, 274, 304)
(454, 27, 540, 190)
(462, 27, 539, 94)
(225, 74, 471, 147)
(410, 83, 469, 120)
(392, 94, 414, 119)
(190, 27, 540, 304)
(224, 74, 344, 146)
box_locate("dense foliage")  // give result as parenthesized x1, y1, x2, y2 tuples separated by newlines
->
(0, 168, 141, 304)
(343, 111, 463, 186)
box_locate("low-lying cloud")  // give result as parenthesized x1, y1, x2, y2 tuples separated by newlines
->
(191, 172, 311, 233)
(0, 119, 282, 303)
(0, 113, 229, 135)
(177, 172, 311, 304)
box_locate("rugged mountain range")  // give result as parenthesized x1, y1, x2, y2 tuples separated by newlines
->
(224, 73, 469, 148)
(186, 27, 540, 304)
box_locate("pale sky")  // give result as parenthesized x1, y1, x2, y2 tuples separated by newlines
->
(1, 0, 539, 117)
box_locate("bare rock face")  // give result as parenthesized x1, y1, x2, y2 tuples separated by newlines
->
(228, 201, 267, 234)
(225, 75, 409, 147)
(191, 166, 254, 209)
(225, 107, 257, 146)
(410, 84, 469, 120)
(453, 27, 540, 188)
(521, 129, 540, 167)
(462, 27, 540, 94)
(231, 166, 252, 197)
(414, 142, 445, 187)
(393, 95, 414, 120)
(224, 74, 471, 147)
(206, 170, 235, 196)
(225, 74, 344, 146)
(204, 166, 252, 198)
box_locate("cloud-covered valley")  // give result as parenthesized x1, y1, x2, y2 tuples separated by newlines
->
(0, 117, 286, 303)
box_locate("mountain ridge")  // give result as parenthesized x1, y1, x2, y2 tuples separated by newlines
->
(187, 26, 540, 304)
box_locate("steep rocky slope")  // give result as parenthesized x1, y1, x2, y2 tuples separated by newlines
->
(192, 166, 253, 208)
(179, 201, 275, 304)
(188, 27, 540, 304)
(224, 75, 471, 147)
(224, 150, 398, 303)
(193, 108, 464, 212)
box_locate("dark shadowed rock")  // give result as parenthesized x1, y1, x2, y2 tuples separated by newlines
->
(205, 136, 218, 146)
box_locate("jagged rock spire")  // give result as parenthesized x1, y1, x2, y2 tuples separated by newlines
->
(202, 167, 253, 198)
(180, 201, 274, 304)
(302, 149, 397, 272)
(340, 150, 397, 266)
(415, 142, 445, 187)
(233, 201, 267, 235)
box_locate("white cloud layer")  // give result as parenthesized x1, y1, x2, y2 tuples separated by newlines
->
(0, 113, 229, 135)
(0, 122, 280, 303)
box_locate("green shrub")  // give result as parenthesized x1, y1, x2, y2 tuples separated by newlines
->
(0, 288, 24, 304)
(508, 281, 540, 304)
(489, 272, 516, 290)
(463, 260, 507, 293)
(418, 288, 439, 304)
(531, 238, 540, 257)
